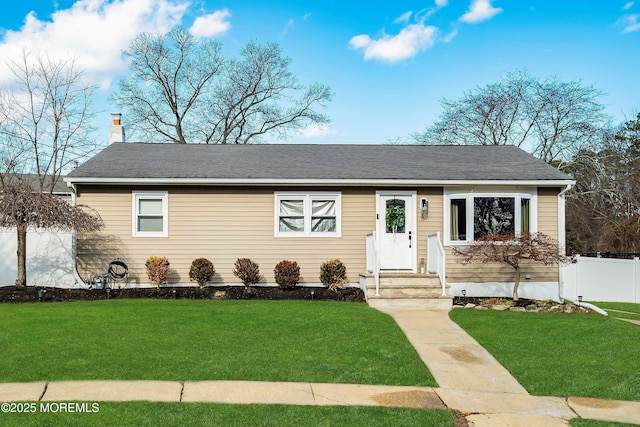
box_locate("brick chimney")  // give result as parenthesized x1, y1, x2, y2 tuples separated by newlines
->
(109, 112, 125, 144)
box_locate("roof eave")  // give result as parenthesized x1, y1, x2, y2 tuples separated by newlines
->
(63, 177, 576, 187)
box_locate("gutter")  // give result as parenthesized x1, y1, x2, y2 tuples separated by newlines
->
(68, 181, 90, 289)
(563, 298, 608, 316)
(557, 183, 574, 302)
(63, 177, 577, 188)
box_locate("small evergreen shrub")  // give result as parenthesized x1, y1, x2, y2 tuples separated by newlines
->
(145, 256, 171, 287)
(233, 258, 263, 287)
(274, 260, 300, 289)
(189, 258, 215, 288)
(320, 258, 348, 291)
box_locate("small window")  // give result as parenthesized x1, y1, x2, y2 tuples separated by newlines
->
(521, 198, 531, 233)
(275, 192, 341, 237)
(450, 198, 467, 241)
(133, 192, 168, 237)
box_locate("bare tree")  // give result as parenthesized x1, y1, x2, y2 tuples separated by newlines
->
(112, 28, 333, 144)
(112, 28, 224, 144)
(0, 181, 103, 287)
(413, 71, 609, 168)
(565, 113, 640, 253)
(0, 50, 100, 287)
(0, 49, 97, 193)
(453, 233, 567, 301)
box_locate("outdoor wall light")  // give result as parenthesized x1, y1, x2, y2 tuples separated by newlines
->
(421, 198, 429, 220)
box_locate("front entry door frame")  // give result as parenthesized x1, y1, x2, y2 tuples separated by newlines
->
(376, 190, 417, 272)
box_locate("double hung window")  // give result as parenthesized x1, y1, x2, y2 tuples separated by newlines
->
(275, 192, 341, 237)
(132, 191, 168, 237)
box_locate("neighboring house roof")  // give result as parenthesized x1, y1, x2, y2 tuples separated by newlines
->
(4, 174, 71, 194)
(64, 143, 573, 186)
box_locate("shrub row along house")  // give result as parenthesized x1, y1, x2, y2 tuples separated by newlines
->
(64, 116, 573, 304)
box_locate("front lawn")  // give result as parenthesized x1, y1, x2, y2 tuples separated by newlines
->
(0, 299, 435, 386)
(0, 402, 456, 427)
(450, 309, 640, 401)
(589, 302, 640, 322)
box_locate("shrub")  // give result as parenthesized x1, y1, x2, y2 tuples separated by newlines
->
(320, 258, 348, 291)
(145, 256, 171, 287)
(232, 258, 263, 287)
(274, 260, 300, 289)
(189, 258, 215, 288)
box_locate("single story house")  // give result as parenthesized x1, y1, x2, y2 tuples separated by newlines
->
(64, 137, 574, 301)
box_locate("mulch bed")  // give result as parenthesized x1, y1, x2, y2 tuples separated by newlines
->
(0, 285, 365, 303)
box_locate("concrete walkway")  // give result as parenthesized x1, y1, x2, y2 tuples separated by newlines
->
(1, 380, 639, 425)
(1, 305, 638, 425)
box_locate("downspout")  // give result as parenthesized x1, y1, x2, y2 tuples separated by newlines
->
(68, 181, 90, 288)
(557, 183, 573, 302)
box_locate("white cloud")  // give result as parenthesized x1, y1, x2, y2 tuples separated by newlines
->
(296, 123, 336, 139)
(618, 14, 640, 32)
(623, 2, 634, 10)
(0, 0, 194, 89)
(189, 9, 231, 38)
(349, 23, 438, 63)
(393, 11, 413, 24)
(443, 28, 458, 42)
(435, 0, 448, 6)
(459, 0, 503, 24)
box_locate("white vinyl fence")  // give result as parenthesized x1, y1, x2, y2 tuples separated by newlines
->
(561, 255, 640, 303)
(0, 229, 77, 287)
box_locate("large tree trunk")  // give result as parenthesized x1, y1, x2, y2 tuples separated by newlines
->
(512, 268, 521, 302)
(15, 226, 27, 288)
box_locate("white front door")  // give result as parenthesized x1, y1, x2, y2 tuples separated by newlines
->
(377, 192, 416, 271)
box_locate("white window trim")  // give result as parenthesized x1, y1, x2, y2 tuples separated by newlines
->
(274, 192, 342, 238)
(132, 191, 169, 238)
(444, 188, 537, 245)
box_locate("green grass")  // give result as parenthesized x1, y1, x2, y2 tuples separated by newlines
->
(0, 402, 456, 427)
(0, 299, 435, 386)
(589, 302, 640, 314)
(449, 309, 640, 401)
(570, 419, 640, 427)
(589, 302, 640, 322)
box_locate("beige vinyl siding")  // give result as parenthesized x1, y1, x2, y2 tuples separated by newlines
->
(77, 186, 375, 285)
(416, 188, 444, 269)
(445, 187, 561, 284)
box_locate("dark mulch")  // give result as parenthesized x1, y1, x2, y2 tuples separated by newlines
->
(0, 285, 365, 303)
(453, 296, 538, 307)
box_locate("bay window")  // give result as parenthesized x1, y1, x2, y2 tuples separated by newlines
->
(446, 190, 535, 244)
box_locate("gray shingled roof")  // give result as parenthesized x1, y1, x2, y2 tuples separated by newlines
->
(65, 143, 571, 183)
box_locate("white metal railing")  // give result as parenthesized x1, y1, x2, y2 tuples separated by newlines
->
(427, 232, 447, 296)
(366, 232, 380, 296)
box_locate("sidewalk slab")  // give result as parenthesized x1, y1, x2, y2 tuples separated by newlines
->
(568, 397, 640, 425)
(42, 380, 182, 402)
(0, 382, 46, 402)
(310, 383, 444, 409)
(182, 381, 315, 405)
(379, 308, 528, 394)
(465, 413, 570, 426)
(436, 389, 576, 419)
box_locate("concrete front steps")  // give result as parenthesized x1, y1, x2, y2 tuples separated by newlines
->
(361, 273, 453, 310)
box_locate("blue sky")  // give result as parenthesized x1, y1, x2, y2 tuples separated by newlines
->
(0, 0, 638, 145)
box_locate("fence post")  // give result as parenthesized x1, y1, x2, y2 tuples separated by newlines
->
(635, 257, 639, 304)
